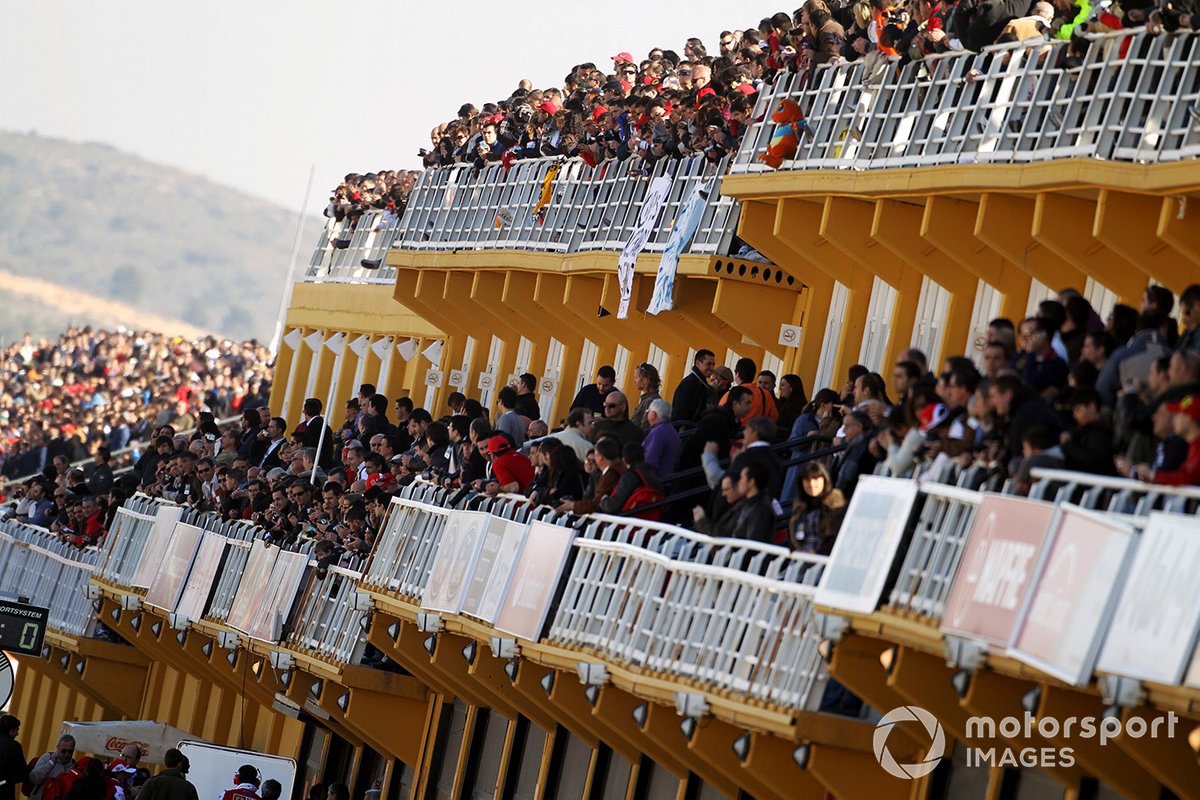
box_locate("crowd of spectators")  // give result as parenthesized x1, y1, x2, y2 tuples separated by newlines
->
(56, 278, 1189, 570)
(323, 170, 421, 228)
(415, 2, 1194, 176)
(0, 327, 272, 546)
(5, 282, 1198, 564)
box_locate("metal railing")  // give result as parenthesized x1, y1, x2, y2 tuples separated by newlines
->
(1027, 467, 1200, 515)
(286, 565, 369, 663)
(0, 520, 100, 637)
(393, 154, 737, 257)
(304, 210, 400, 285)
(97, 496, 179, 588)
(887, 483, 981, 620)
(731, 29, 1200, 174)
(360, 500, 452, 600)
(549, 537, 827, 710)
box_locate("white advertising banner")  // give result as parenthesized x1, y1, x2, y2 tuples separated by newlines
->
(941, 495, 1058, 647)
(495, 521, 576, 641)
(422, 510, 490, 614)
(462, 517, 530, 624)
(1009, 505, 1137, 686)
(813, 476, 920, 614)
(144, 522, 204, 613)
(130, 506, 185, 589)
(616, 175, 672, 319)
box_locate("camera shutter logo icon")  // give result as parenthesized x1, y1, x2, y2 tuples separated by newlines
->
(873, 706, 945, 779)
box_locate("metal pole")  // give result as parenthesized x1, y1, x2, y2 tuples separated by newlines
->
(270, 164, 316, 355)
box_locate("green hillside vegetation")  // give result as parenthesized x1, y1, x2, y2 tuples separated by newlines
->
(0, 129, 322, 343)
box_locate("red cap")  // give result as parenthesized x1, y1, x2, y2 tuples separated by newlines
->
(538, 101, 559, 115)
(612, 51, 634, 64)
(486, 435, 511, 455)
(619, 80, 632, 93)
(591, 106, 608, 121)
(1165, 394, 1200, 421)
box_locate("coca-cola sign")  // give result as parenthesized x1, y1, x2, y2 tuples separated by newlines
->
(104, 736, 149, 757)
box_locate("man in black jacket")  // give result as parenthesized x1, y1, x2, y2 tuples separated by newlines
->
(731, 462, 776, 543)
(956, 0, 1036, 51)
(300, 398, 336, 470)
(0, 714, 29, 800)
(728, 417, 784, 500)
(988, 374, 1062, 469)
(671, 349, 717, 423)
(138, 747, 199, 800)
(679, 386, 752, 470)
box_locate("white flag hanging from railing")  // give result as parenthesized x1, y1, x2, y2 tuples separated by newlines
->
(648, 177, 713, 315)
(616, 176, 672, 319)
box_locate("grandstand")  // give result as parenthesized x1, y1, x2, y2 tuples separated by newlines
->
(4, 22, 1200, 800)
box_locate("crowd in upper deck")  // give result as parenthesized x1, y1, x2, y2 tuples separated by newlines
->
(413, 1, 1194, 175)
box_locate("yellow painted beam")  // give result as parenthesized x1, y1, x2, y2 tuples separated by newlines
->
(976, 194, 1086, 295)
(1094, 189, 1195, 292)
(720, 158, 1200, 201)
(922, 196, 1030, 321)
(741, 732, 828, 799)
(873, 199, 978, 363)
(960, 669, 1083, 790)
(1033, 193, 1149, 304)
(1112, 707, 1200, 799)
(1157, 194, 1200, 269)
(287, 282, 441, 339)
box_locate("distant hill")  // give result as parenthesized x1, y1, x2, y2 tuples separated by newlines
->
(0, 130, 322, 344)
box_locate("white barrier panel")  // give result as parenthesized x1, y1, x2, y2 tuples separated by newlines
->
(815, 476, 921, 614)
(422, 510, 490, 614)
(226, 546, 309, 643)
(549, 538, 827, 710)
(130, 506, 185, 589)
(144, 523, 203, 613)
(1007, 506, 1138, 687)
(0, 522, 99, 638)
(175, 531, 228, 622)
(494, 520, 576, 642)
(461, 517, 529, 625)
(287, 566, 368, 663)
(1097, 513, 1200, 685)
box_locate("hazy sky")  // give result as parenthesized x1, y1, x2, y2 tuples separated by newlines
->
(2, 1, 772, 214)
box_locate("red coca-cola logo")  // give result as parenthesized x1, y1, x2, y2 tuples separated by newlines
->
(104, 737, 148, 756)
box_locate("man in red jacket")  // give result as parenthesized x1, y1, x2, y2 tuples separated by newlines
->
(483, 436, 534, 495)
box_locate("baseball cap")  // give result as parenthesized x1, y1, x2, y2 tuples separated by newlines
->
(713, 366, 735, 383)
(486, 435, 512, 455)
(1165, 394, 1200, 421)
(612, 51, 634, 64)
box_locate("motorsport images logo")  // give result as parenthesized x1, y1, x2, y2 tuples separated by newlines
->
(873, 706, 946, 779)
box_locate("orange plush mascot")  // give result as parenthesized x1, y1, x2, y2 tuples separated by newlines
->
(758, 98, 814, 168)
